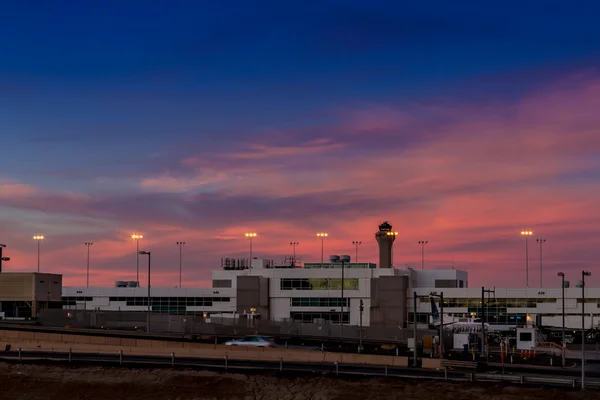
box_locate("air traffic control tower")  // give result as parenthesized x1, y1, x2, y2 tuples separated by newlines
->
(375, 221, 397, 268)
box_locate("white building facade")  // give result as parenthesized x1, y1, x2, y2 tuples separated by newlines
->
(62, 258, 599, 330)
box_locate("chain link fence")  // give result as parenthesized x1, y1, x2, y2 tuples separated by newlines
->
(39, 309, 435, 345)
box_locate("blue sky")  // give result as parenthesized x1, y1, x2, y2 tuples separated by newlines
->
(1, 1, 600, 287)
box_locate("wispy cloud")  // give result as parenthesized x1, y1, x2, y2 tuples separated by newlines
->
(2, 72, 600, 287)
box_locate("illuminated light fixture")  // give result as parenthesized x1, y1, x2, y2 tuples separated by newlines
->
(33, 235, 45, 273)
(244, 233, 257, 267)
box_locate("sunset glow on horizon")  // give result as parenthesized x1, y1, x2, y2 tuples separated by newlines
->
(1, 2, 600, 288)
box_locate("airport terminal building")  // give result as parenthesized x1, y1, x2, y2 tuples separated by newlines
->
(58, 222, 600, 331)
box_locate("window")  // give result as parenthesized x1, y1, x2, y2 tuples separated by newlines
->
(291, 298, 349, 307)
(213, 279, 232, 288)
(407, 313, 429, 324)
(280, 278, 359, 290)
(435, 279, 457, 288)
(290, 312, 349, 324)
(520, 332, 532, 341)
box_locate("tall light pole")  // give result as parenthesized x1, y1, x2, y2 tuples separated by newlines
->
(520, 231, 533, 287)
(139, 251, 151, 334)
(352, 241, 362, 263)
(131, 234, 143, 285)
(245, 232, 257, 267)
(316, 233, 328, 266)
(290, 242, 299, 265)
(0, 244, 10, 273)
(581, 270, 591, 390)
(32, 235, 44, 273)
(558, 272, 568, 368)
(418, 240, 428, 270)
(85, 242, 93, 288)
(537, 238, 546, 287)
(176, 241, 185, 288)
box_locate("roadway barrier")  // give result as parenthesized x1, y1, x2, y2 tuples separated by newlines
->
(441, 360, 478, 370)
(0, 340, 409, 367)
(1, 347, 599, 390)
(421, 358, 442, 369)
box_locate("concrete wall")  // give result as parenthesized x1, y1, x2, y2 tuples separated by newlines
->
(34, 273, 62, 302)
(236, 276, 269, 319)
(0, 273, 35, 301)
(370, 276, 408, 328)
(0, 328, 409, 367)
(39, 309, 438, 345)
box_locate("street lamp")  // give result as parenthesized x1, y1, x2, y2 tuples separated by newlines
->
(331, 255, 350, 338)
(352, 241, 362, 263)
(138, 250, 151, 334)
(85, 242, 93, 288)
(131, 234, 143, 285)
(537, 238, 546, 287)
(317, 233, 328, 266)
(176, 241, 185, 287)
(418, 240, 428, 270)
(32, 235, 44, 273)
(520, 231, 533, 287)
(557, 272, 568, 368)
(245, 233, 257, 267)
(0, 244, 10, 273)
(581, 270, 591, 390)
(290, 242, 299, 266)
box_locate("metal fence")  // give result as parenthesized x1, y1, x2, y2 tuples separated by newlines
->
(38, 309, 435, 344)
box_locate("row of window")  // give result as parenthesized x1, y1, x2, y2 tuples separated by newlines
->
(119, 297, 230, 307)
(62, 296, 230, 307)
(291, 298, 349, 307)
(408, 312, 532, 325)
(424, 298, 557, 308)
(290, 312, 350, 324)
(280, 278, 359, 291)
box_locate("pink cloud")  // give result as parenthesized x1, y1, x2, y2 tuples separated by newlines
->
(3, 72, 600, 288)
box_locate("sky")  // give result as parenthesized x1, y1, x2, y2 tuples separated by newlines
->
(1, 1, 600, 288)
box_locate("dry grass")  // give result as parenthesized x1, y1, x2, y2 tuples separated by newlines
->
(0, 362, 596, 400)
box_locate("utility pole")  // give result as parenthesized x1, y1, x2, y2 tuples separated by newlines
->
(482, 287, 495, 358)
(352, 241, 362, 263)
(176, 241, 185, 287)
(317, 233, 328, 266)
(289, 242, 299, 266)
(537, 238, 546, 287)
(418, 241, 428, 270)
(521, 231, 533, 287)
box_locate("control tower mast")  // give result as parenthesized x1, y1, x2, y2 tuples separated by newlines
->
(375, 221, 397, 268)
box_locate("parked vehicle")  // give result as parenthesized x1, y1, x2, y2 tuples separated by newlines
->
(564, 334, 574, 344)
(225, 336, 276, 348)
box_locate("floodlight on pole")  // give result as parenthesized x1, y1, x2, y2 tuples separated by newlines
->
(33, 235, 45, 273)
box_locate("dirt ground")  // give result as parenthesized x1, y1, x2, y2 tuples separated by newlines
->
(0, 362, 597, 400)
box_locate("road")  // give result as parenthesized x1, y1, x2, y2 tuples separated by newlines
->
(2, 349, 600, 389)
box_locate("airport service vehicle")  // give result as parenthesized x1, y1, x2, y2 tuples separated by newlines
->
(225, 335, 276, 348)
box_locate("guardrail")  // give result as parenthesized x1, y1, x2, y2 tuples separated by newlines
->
(441, 360, 478, 370)
(1, 347, 599, 390)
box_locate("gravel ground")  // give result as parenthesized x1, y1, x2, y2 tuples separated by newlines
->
(0, 362, 597, 400)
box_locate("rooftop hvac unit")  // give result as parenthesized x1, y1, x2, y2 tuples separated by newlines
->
(115, 281, 127, 288)
(127, 281, 139, 288)
(329, 255, 340, 262)
(576, 280, 584, 288)
(339, 255, 351, 263)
